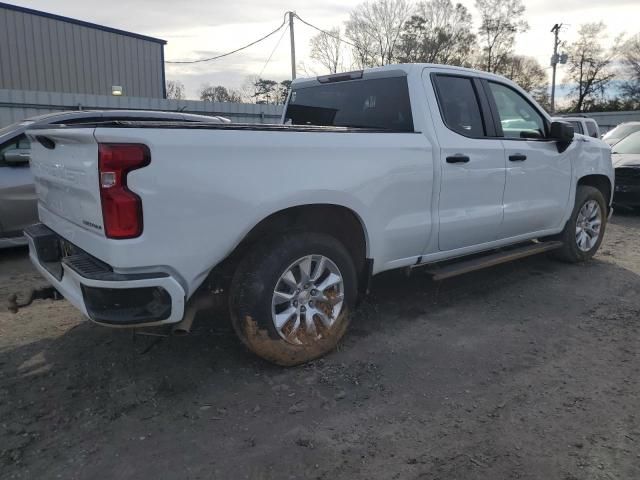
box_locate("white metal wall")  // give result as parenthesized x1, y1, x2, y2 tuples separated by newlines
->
(0, 89, 284, 127)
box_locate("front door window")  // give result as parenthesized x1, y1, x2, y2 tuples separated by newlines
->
(488, 82, 546, 140)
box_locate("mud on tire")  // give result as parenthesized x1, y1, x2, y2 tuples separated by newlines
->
(229, 232, 358, 366)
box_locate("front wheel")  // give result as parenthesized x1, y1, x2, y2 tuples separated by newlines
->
(229, 232, 358, 366)
(553, 185, 607, 263)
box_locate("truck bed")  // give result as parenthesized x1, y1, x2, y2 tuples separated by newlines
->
(27, 122, 433, 299)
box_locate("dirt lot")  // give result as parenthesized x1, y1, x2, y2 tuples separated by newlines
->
(1, 214, 639, 480)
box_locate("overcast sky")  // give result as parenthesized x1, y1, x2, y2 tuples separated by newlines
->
(9, 0, 639, 99)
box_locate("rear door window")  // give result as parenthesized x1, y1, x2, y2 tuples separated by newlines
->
(432, 75, 485, 137)
(285, 77, 413, 131)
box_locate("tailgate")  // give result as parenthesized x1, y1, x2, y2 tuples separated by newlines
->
(28, 128, 104, 236)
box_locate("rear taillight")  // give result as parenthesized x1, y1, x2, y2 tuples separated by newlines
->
(98, 143, 150, 239)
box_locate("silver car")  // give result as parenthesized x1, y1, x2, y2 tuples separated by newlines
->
(0, 110, 230, 248)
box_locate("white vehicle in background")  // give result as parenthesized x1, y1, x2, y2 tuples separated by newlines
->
(0, 110, 229, 248)
(25, 64, 614, 366)
(552, 115, 600, 139)
(601, 121, 640, 146)
(611, 131, 640, 208)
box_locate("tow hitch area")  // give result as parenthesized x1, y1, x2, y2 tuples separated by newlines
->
(7, 286, 63, 313)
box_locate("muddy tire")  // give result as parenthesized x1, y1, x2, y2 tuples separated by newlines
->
(552, 185, 607, 263)
(229, 232, 358, 366)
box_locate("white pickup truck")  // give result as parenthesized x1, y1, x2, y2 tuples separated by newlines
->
(25, 64, 614, 365)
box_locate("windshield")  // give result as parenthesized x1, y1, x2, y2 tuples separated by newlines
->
(603, 123, 640, 141)
(612, 131, 640, 154)
(0, 120, 34, 138)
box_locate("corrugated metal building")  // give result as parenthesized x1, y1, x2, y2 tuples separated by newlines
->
(0, 2, 166, 98)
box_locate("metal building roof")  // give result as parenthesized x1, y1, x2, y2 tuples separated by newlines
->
(0, 1, 167, 44)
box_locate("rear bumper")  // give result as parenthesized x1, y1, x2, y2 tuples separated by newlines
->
(25, 224, 185, 327)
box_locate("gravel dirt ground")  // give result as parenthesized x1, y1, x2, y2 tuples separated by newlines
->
(1, 213, 639, 480)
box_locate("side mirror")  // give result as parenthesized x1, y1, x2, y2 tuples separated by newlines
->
(2, 148, 30, 166)
(549, 121, 574, 153)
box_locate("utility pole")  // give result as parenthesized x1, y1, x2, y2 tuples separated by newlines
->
(550, 23, 562, 113)
(289, 11, 296, 80)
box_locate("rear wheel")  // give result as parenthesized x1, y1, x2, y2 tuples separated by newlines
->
(553, 185, 607, 263)
(229, 232, 357, 366)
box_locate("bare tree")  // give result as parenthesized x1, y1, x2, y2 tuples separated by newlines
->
(240, 76, 260, 103)
(239, 76, 285, 104)
(345, 18, 377, 68)
(498, 55, 549, 109)
(199, 85, 242, 103)
(475, 0, 528, 73)
(297, 60, 320, 78)
(252, 79, 279, 104)
(564, 22, 621, 112)
(396, 0, 475, 66)
(345, 0, 412, 68)
(239, 79, 290, 105)
(278, 80, 292, 104)
(310, 27, 344, 74)
(620, 33, 640, 105)
(166, 80, 185, 100)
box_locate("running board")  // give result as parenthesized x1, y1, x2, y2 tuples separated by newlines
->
(416, 241, 564, 281)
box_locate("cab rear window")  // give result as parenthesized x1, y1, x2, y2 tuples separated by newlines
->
(284, 77, 414, 132)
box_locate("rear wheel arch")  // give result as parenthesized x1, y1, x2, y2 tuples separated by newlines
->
(209, 204, 371, 292)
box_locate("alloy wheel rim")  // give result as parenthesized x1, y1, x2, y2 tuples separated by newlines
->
(575, 199, 602, 252)
(271, 255, 345, 345)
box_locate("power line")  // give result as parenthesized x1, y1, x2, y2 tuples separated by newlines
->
(165, 12, 354, 72)
(259, 23, 289, 78)
(165, 15, 287, 64)
(293, 13, 358, 50)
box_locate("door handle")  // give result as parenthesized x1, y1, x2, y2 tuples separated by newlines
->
(509, 154, 527, 162)
(446, 155, 470, 164)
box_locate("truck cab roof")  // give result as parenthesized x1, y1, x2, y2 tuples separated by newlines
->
(291, 63, 518, 89)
